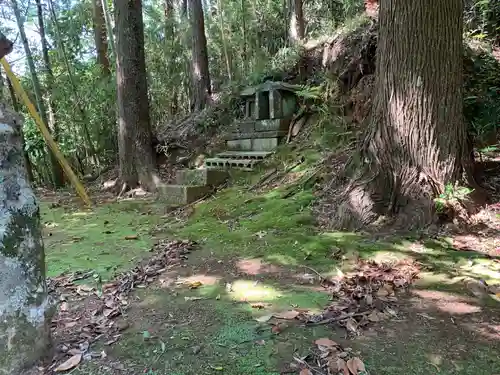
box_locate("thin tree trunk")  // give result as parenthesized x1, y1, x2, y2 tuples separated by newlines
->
(289, 0, 305, 43)
(217, 0, 232, 81)
(11, 0, 64, 188)
(190, 0, 211, 111)
(114, 0, 158, 191)
(102, 0, 116, 59)
(241, 0, 247, 75)
(92, 0, 111, 76)
(36, 0, 65, 187)
(334, 0, 470, 230)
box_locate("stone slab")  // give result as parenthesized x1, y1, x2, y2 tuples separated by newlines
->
(227, 139, 253, 150)
(254, 119, 290, 132)
(252, 138, 279, 151)
(223, 130, 287, 141)
(158, 184, 212, 205)
(231, 120, 256, 133)
(175, 169, 228, 186)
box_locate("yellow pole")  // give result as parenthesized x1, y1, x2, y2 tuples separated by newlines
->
(1, 58, 92, 207)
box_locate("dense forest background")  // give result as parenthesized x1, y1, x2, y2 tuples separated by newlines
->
(0, 0, 499, 189)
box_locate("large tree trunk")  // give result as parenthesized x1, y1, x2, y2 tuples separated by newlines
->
(289, 0, 305, 43)
(0, 99, 53, 372)
(92, 0, 110, 76)
(190, 0, 211, 111)
(114, 0, 158, 192)
(336, 0, 469, 230)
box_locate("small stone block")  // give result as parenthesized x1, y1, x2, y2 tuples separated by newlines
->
(175, 169, 228, 186)
(158, 184, 212, 205)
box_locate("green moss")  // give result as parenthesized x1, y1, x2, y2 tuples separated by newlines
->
(41, 200, 165, 280)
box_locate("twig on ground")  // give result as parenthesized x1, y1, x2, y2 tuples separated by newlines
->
(308, 311, 371, 326)
(302, 265, 328, 281)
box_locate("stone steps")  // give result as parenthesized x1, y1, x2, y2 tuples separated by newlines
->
(215, 151, 273, 160)
(205, 157, 260, 169)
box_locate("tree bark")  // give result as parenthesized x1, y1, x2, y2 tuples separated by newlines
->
(0, 31, 13, 59)
(0, 101, 53, 373)
(6, 76, 35, 184)
(190, 0, 211, 111)
(92, 0, 111, 76)
(114, 0, 158, 191)
(289, 0, 305, 43)
(335, 0, 469, 230)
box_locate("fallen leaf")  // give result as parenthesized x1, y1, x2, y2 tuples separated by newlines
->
(273, 310, 300, 320)
(337, 358, 350, 375)
(299, 369, 313, 375)
(314, 338, 338, 348)
(124, 235, 138, 240)
(250, 302, 267, 309)
(64, 321, 78, 328)
(188, 281, 203, 289)
(255, 314, 273, 323)
(347, 357, 366, 375)
(345, 318, 358, 333)
(54, 354, 82, 372)
(67, 349, 81, 356)
(60, 302, 69, 311)
(184, 296, 203, 301)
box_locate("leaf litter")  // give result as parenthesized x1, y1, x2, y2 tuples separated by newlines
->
(288, 259, 419, 374)
(45, 239, 197, 374)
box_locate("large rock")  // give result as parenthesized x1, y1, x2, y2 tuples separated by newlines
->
(0, 103, 53, 373)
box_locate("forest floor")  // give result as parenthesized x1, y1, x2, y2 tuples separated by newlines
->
(36, 160, 500, 375)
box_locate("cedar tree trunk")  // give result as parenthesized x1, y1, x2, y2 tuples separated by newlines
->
(289, 0, 305, 42)
(336, 0, 469, 230)
(114, 0, 158, 192)
(190, 0, 211, 111)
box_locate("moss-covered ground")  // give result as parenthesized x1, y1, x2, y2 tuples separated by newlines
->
(41, 123, 500, 374)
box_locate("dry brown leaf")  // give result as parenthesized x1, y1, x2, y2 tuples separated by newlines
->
(314, 338, 338, 348)
(54, 354, 82, 372)
(347, 357, 366, 375)
(124, 235, 138, 240)
(345, 318, 358, 333)
(250, 302, 267, 309)
(64, 321, 78, 328)
(60, 302, 69, 311)
(188, 281, 203, 289)
(299, 369, 313, 375)
(273, 310, 300, 320)
(337, 358, 350, 375)
(67, 348, 82, 356)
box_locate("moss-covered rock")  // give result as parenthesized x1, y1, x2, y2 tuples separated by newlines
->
(0, 103, 53, 373)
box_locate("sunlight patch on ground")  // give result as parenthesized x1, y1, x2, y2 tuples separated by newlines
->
(229, 280, 282, 301)
(411, 289, 482, 315)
